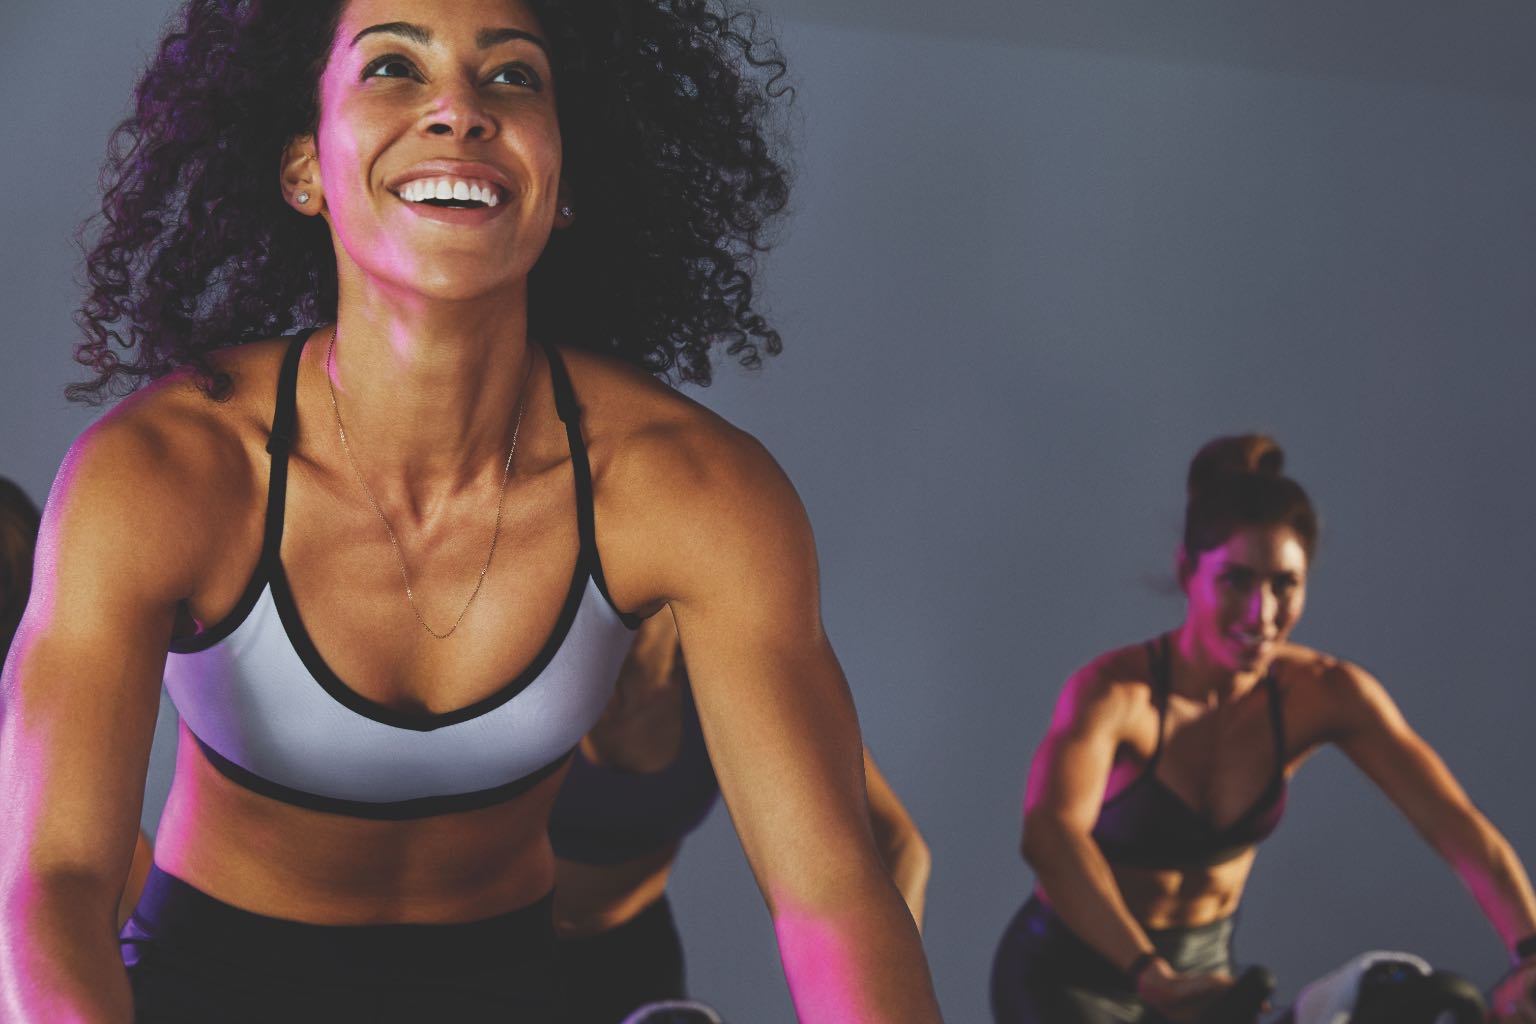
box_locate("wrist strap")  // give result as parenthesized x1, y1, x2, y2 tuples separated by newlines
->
(1125, 950, 1159, 985)
(1515, 934, 1536, 964)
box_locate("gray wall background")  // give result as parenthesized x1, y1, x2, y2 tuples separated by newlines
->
(4, 3, 1534, 1021)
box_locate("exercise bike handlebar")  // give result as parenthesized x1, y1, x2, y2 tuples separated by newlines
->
(1195, 965, 1278, 1024)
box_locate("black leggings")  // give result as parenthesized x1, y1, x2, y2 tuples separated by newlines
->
(555, 896, 687, 1024)
(121, 866, 560, 1023)
(991, 896, 1236, 1024)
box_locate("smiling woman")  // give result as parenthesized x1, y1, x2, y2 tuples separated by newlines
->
(991, 436, 1536, 1024)
(70, 0, 790, 404)
(0, 1, 943, 1022)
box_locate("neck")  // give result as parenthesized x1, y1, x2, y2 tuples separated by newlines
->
(325, 275, 537, 503)
(1169, 623, 1262, 704)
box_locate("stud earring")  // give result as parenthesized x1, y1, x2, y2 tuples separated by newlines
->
(297, 191, 311, 205)
(559, 204, 574, 219)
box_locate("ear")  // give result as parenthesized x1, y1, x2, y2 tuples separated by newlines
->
(1175, 545, 1192, 591)
(553, 180, 576, 229)
(280, 134, 323, 215)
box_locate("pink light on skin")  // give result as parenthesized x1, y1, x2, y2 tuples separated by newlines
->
(774, 901, 871, 1022)
(307, 0, 565, 308)
(1176, 525, 1308, 688)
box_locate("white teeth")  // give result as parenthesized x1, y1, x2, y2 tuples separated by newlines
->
(395, 176, 503, 206)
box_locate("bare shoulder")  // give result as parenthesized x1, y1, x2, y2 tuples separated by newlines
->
(1053, 642, 1157, 733)
(554, 346, 780, 493)
(557, 348, 804, 609)
(1271, 643, 1379, 699)
(1270, 643, 1394, 740)
(44, 340, 288, 590)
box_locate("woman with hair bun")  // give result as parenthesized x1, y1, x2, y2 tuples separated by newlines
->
(991, 435, 1536, 1023)
(0, 1, 941, 1021)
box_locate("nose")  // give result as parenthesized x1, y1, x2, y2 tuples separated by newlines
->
(1245, 585, 1277, 630)
(422, 81, 498, 141)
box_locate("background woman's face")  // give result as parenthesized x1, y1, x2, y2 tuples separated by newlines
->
(1182, 524, 1309, 675)
(312, 0, 562, 302)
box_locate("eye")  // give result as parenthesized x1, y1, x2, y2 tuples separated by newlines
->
(362, 55, 421, 82)
(489, 62, 542, 90)
(1220, 569, 1255, 589)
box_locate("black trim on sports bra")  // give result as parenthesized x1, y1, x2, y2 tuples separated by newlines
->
(542, 343, 644, 630)
(169, 332, 308, 655)
(172, 333, 639, 731)
(191, 734, 575, 820)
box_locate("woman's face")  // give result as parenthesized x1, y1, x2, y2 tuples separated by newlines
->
(308, 0, 562, 302)
(1181, 524, 1308, 675)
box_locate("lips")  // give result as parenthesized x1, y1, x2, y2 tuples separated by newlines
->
(1228, 630, 1276, 658)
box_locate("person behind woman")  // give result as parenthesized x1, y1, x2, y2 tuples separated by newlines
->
(0, 476, 153, 929)
(991, 435, 1536, 1024)
(0, 2, 942, 1020)
(549, 606, 931, 1023)
(0, 477, 43, 656)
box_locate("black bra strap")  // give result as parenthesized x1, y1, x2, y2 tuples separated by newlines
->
(1145, 634, 1171, 768)
(540, 344, 641, 628)
(1263, 672, 1287, 780)
(261, 332, 309, 563)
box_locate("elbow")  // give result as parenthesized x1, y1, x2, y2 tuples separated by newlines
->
(903, 827, 933, 889)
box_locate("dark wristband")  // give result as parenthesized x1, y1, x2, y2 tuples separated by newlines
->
(1515, 934, 1536, 963)
(1125, 950, 1160, 985)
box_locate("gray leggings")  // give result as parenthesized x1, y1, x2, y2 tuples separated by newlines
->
(991, 897, 1235, 1024)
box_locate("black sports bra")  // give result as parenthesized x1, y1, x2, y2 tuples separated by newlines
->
(1091, 635, 1289, 870)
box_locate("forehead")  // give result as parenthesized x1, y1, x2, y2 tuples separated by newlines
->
(335, 0, 545, 46)
(1198, 524, 1308, 573)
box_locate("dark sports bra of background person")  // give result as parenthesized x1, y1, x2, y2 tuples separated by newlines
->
(1090, 633, 1287, 872)
(992, 435, 1536, 1024)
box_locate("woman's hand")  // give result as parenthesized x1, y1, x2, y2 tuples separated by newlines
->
(1135, 959, 1234, 1023)
(1491, 960, 1536, 1024)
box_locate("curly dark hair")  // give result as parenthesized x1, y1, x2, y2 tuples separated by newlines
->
(71, 0, 793, 402)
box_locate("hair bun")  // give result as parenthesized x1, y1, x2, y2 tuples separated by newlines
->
(1187, 434, 1285, 498)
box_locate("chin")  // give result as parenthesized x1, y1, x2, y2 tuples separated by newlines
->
(384, 266, 524, 304)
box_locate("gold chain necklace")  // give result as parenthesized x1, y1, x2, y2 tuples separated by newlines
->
(324, 327, 531, 640)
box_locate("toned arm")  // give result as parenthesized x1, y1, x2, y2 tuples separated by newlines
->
(0, 406, 231, 1022)
(1020, 659, 1154, 971)
(1020, 658, 1232, 1019)
(622, 421, 941, 1022)
(1330, 661, 1536, 1017)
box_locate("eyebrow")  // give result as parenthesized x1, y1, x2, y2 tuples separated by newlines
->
(351, 22, 549, 54)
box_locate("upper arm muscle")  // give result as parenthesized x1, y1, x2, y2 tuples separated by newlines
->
(2, 407, 223, 901)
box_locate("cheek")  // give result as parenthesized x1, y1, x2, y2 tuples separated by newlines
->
(316, 112, 375, 209)
(1188, 582, 1229, 625)
(1280, 592, 1306, 625)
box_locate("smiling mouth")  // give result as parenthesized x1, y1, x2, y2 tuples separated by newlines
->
(393, 176, 506, 209)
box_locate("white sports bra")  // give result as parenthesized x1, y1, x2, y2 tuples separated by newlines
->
(162, 333, 640, 819)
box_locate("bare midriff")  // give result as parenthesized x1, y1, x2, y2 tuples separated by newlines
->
(1110, 846, 1258, 930)
(552, 845, 678, 938)
(152, 725, 565, 925)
